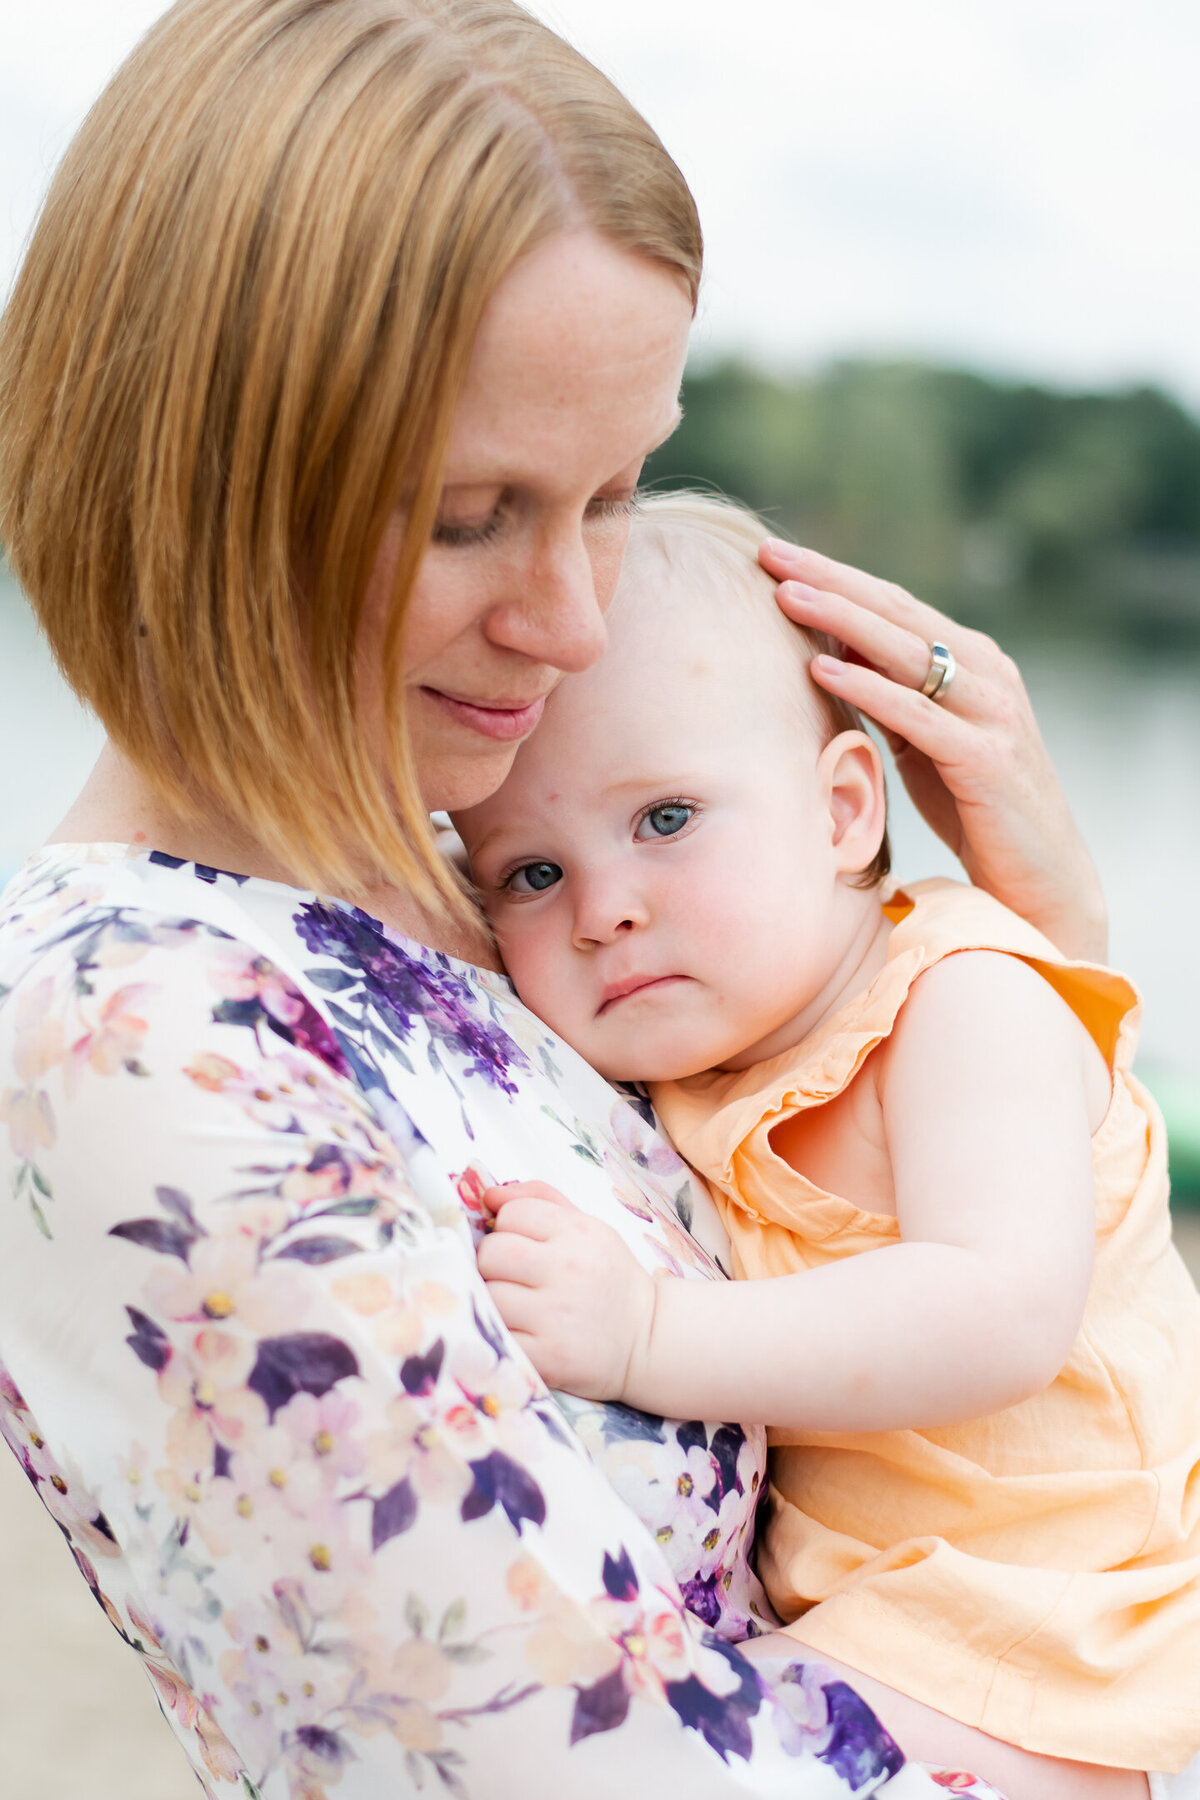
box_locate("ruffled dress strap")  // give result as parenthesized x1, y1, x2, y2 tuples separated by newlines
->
(652, 879, 1141, 1255)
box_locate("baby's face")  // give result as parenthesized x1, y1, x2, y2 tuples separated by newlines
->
(454, 567, 875, 1082)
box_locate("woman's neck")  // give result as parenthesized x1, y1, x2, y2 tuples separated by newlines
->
(49, 741, 502, 968)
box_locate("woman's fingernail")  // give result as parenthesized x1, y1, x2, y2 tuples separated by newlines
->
(812, 654, 843, 676)
(782, 580, 818, 605)
(764, 537, 805, 557)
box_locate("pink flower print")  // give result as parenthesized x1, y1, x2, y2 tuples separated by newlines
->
(0, 1365, 27, 1417)
(210, 949, 308, 1028)
(600, 1149, 655, 1224)
(192, 1417, 334, 1559)
(365, 1396, 473, 1508)
(157, 1325, 266, 1464)
(491, 997, 554, 1059)
(451, 1162, 497, 1245)
(508, 1549, 691, 1703)
(360, 1635, 458, 1755)
(330, 1271, 456, 1361)
(277, 1149, 364, 1212)
(609, 1101, 685, 1180)
(185, 1051, 244, 1092)
(156, 1437, 225, 1535)
(602, 1594, 691, 1704)
(444, 1343, 544, 1463)
(193, 1705, 244, 1786)
(644, 1219, 707, 1281)
(696, 1484, 753, 1581)
(126, 1600, 169, 1656)
(184, 1049, 322, 1135)
(0, 1082, 55, 1162)
(265, 1487, 372, 1611)
(758, 1657, 837, 1756)
(9, 979, 67, 1083)
(234, 1420, 334, 1519)
(930, 1775, 1005, 1795)
(331, 1270, 423, 1362)
(608, 1443, 722, 1582)
(115, 1439, 150, 1505)
(278, 1392, 367, 1485)
(144, 1234, 311, 1338)
(65, 981, 153, 1090)
(25, 1439, 122, 1563)
(505, 1555, 623, 1690)
(221, 1593, 352, 1732)
(0, 980, 63, 1163)
(144, 1658, 204, 1734)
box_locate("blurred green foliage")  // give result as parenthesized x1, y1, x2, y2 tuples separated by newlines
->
(644, 361, 1200, 648)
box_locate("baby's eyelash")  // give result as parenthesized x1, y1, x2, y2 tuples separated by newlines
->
(633, 797, 702, 839)
(494, 858, 553, 892)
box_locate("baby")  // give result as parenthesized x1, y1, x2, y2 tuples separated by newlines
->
(452, 494, 1200, 1800)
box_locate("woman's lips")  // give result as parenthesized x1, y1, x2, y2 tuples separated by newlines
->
(422, 688, 547, 742)
(598, 974, 689, 1015)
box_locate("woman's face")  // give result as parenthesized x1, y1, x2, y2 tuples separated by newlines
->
(366, 231, 692, 814)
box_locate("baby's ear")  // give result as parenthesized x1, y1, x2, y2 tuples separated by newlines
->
(818, 731, 888, 877)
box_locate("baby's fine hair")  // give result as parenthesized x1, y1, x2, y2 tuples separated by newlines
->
(628, 491, 891, 887)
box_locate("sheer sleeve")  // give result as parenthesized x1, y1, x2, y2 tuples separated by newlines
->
(0, 896, 942, 1798)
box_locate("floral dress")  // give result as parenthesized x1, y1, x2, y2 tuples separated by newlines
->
(0, 847, 1000, 1800)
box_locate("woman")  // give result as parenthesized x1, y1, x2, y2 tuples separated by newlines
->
(0, 3, 1112, 1796)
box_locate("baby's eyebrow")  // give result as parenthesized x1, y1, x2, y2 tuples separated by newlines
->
(600, 773, 692, 797)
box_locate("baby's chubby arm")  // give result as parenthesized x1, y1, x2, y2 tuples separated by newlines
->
(480, 952, 1100, 1430)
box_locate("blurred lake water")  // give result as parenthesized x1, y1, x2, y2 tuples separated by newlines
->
(1, 572, 1198, 1092)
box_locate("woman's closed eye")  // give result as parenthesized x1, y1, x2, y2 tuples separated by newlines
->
(432, 491, 639, 550)
(633, 801, 698, 841)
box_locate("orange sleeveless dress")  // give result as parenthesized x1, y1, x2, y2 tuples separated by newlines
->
(652, 879, 1200, 1771)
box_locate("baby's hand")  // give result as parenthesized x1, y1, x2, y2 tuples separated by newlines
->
(476, 1182, 656, 1402)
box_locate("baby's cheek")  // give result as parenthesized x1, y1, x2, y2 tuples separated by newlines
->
(497, 921, 577, 1037)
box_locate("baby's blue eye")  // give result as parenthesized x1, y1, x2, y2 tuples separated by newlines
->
(507, 860, 563, 895)
(636, 804, 693, 840)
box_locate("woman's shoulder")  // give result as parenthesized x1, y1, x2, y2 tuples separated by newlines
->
(0, 844, 353, 1075)
(0, 844, 270, 979)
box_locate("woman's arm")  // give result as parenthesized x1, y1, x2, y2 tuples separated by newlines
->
(760, 539, 1108, 963)
(0, 907, 935, 1799)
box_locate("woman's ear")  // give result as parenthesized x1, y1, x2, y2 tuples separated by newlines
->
(817, 731, 888, 878)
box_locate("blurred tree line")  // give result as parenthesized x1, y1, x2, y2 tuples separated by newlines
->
(644, 361, 1200, 648)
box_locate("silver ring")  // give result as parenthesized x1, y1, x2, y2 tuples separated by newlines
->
(920, 640, 956, 702)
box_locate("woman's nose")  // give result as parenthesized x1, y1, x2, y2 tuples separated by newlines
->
(485, 528, 608, 674)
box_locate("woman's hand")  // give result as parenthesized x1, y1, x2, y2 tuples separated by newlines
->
(477, 1182, 656, 1401)
(761, 538, 1108, 963)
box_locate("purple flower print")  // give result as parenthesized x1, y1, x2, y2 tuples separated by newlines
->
(295, 901, 529, 1097)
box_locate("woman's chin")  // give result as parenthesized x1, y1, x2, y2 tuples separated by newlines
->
(421, 745, 523, 817)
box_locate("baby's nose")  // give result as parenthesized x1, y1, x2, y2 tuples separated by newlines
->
(571, 881, 649, 948)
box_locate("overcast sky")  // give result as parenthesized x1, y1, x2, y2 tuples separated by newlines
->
(4, 1, 1199, 403)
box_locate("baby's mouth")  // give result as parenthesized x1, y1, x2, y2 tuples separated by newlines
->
(597, 974, 690, 1015)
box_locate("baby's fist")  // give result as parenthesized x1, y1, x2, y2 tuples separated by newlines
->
(476, 1182, 656, 1401)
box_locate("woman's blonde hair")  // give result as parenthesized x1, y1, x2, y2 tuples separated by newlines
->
(630, 492, 891, 886)
(0, 0, 701, 909)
